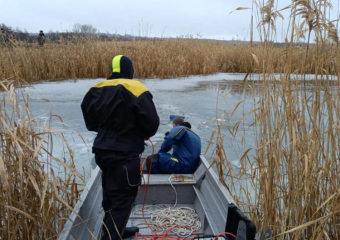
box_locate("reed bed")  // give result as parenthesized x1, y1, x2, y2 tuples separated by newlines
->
(209, 0, 340, 239)
(0, 38, 333, 83)
(0, 81, 84, 239)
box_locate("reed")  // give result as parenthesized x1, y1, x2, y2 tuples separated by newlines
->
(0, 81, 84, 239)
(0, 37, 334, 83)
(210, 0, 340, 239)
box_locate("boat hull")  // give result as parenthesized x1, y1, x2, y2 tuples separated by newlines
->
(58, 155, 235, 239)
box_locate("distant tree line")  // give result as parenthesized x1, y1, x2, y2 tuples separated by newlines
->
(1, 22, 306, 47)
(0, 23, 140, 43)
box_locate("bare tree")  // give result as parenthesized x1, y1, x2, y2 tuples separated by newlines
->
(72, 23, 98, 34)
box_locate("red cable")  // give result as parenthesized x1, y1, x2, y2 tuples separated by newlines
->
(213, 231, 237, 240)
(157, 224, 199, 240)
(140, 139, 158, 236)
(138, 154, 150, 194)
(138, 154, 145, 193)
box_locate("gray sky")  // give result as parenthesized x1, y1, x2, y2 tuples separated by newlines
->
(2, 0, 340, 41)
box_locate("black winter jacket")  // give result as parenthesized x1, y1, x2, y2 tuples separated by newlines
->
(81, 56, 159, 153)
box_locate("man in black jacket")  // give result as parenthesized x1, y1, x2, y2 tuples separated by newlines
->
(81, 55, 159, 240)
(38, 30, 45, 47)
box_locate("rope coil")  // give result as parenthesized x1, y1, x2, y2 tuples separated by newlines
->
(135, 205, 202, 237)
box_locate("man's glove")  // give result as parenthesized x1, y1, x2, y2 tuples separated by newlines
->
(165, 131, 170, 136)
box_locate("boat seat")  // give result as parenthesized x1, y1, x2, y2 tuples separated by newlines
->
(142, 159, 207, 186)
(142, 173, 196, 185)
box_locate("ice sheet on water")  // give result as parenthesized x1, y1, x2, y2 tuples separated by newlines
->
(13, 73, 267, 183)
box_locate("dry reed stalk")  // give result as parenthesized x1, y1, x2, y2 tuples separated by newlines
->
(207, 0, 340, 239)
(0, 81, 84, 239)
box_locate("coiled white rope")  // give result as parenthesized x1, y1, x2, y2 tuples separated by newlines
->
(169, 173, 178, 208)
(134, 175, 202, 237)
(150, 206, 201, 237)
(134, 205, 201, 237)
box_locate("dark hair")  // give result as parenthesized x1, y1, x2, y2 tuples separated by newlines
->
(173, 116, 184, 126)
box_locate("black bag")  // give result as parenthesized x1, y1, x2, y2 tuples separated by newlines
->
(225, 203, 256, 240)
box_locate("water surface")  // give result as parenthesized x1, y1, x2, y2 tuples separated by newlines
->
(20, 72, 332, 181)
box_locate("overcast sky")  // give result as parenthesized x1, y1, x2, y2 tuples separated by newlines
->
(2, 0, 340, 41)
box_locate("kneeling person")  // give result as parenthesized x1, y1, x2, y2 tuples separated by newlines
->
(148, 117, 201, 174)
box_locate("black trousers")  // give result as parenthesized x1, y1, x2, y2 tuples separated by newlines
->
(95, 150, 141, 240)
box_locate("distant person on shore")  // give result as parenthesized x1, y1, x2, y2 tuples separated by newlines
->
(0, 28, 8, 47)
(38, 30, 46, 47)
(81, 55, 159, 240)
(146, 116, 201, 174)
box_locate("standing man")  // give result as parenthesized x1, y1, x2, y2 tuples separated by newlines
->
(81, 55, 159, 240)
(0, 28, 8, 47)
(147, 116, 201, 174)
(38, 30, 46, 47)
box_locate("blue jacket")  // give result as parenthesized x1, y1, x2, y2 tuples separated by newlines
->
(158, 126, 201, 173)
